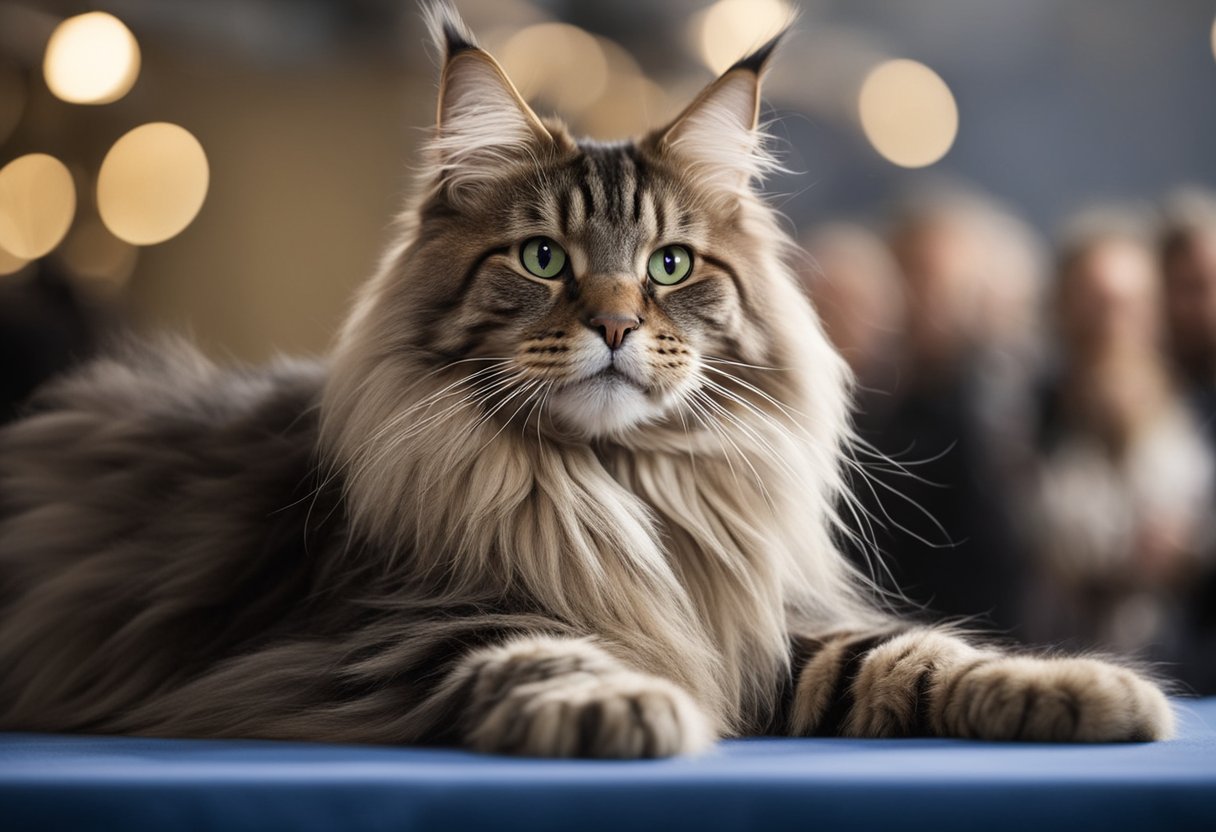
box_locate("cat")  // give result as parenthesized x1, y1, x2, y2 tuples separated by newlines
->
(0, 3, 1172, 757)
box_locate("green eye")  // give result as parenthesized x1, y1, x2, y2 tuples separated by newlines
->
(647, 245, 693, 285)
(521, 237, 567, 279)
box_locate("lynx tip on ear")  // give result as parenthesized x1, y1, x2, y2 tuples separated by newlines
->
(725, 28, 788, 76)
(422, 1, 479, 63)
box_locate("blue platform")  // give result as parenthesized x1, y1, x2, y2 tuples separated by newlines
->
(3, 698, 1215, 831)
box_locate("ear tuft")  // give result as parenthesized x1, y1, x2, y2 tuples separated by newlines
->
(422, 2, 554, 200)
(725, 29, 786, 76)
(422, 1, 479, 62)
(651, 29, 789, 200)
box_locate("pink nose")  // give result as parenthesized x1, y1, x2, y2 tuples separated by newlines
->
(588, 313, 641, 350)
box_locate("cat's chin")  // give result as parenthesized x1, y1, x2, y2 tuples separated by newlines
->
(546, 371, 671, 437)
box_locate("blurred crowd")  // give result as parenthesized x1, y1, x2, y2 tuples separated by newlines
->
(803, 184, 1216, 694)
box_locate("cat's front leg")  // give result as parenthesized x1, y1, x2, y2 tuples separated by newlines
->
(434, 635, 715, 758)
(785, 627, 1173, 742)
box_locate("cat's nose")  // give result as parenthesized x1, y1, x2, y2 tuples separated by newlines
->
(588, 313, 641, 350)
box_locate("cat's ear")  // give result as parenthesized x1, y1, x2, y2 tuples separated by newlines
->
(648, 32, 786, 199)
(424, 3, 554, 197)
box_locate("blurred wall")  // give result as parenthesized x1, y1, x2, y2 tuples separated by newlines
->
(123, 50, 419, 360)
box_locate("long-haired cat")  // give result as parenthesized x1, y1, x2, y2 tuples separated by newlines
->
(0, 4, 1171, 756)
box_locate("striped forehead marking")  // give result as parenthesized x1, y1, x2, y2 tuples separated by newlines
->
(556, 142, 671, 240)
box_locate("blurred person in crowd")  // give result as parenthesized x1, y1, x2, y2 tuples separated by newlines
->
(800, 191, 1044, 634)
(1160, 187, 1216, 428)
(802, 223, 906, 394)
(889, 187, 1046, 475)
(868, 188, 1046, 633)
(1031, 212, 1216, 691)
(860, 188, 1040, 632)
(801, 224, 910, 588)
(1157, 188, 1216, 692)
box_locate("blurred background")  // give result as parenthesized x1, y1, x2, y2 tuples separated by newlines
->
(1, 0, 1215, 692)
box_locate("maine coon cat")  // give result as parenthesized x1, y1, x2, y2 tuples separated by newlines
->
(0, 4, 1172, 756)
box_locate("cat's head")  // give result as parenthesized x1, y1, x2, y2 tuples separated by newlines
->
(330, 3, 844, 449)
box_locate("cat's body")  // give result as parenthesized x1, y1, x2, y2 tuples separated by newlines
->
(0, 5, 1173, 755)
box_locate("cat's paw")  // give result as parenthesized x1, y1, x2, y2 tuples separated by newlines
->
(467, 670, 714, 758)
(936, 655, 1174, 742)
(455, 635, 714, 758)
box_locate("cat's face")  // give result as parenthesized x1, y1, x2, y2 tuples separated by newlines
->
(412, 140, 770, 436)
(371, 11, 794, 440)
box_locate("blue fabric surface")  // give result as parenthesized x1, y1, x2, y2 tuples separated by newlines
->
(2, 699, 1214, 832)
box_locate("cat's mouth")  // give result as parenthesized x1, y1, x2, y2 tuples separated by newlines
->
(534, 339, 701, 435)
(586, 365, 647, 392)
(542, 358, 671, 436)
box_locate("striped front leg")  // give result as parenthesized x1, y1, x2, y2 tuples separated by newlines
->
(786, 627, 1174, 742)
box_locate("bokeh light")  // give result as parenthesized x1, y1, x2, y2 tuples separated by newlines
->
(43, 12, 141, 105)
(858, 59, 958, 169)
(97, 123, 209, 246)
(0, 154, 77, 259)
(579, 74, 669, 140)
(499, 24, 608, 114)
(56, 215, 139, 289)
(695, 0, 790, 75)
(574, 37, 672, 139)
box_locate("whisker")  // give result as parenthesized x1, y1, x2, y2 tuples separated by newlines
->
(475, 379, 544, 453)
(345, 371, 526, 488)
(840, 450, 956, 550)
(689, 389, 781, 520)
(534, 381, 554, 444)
(694, 370, 911, 588)
(680, 396, 744, 497)
(701, 355, 787, 373)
